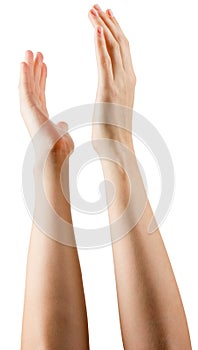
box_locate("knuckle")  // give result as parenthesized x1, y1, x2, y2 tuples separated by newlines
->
(118, 34, 125, 44)
(111, 40, 119, 51)
(101, 56, 111, 69)
(127, 72, 136, 87)
(116, 33, 129, 46)
(115, 33, 122, 42)
(123, 36, 129, 46)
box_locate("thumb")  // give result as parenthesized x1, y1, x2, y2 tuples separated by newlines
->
(56, 121, 68, 133)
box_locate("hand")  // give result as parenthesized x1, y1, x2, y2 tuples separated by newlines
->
(19, 51, 74, 220)
(19, 50, 74, 171)
(89, 5, 136, 150)
(89, 5, 136, 107)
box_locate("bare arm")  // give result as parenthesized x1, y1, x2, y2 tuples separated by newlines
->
(89, 5, 191, 349)
(19, 51, 89, 349)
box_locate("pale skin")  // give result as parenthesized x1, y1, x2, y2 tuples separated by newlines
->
(19, 4, 191, 350)
(19, 51, 89, 349)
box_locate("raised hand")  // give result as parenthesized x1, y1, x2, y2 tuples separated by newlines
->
(89, 4, 136, 108)
(89, 6, 192, 350)
(89, 6, 135, 150)
(19, 52, 89, 349)
(19, 51, 74, 166)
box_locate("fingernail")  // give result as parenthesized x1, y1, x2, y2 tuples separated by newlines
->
(94, 4, 102, 11)
(107, 9, 114, 18)
(25, 50, 33, 61)
(37, 52, 43, 60)
(97, 26, 103, 36)
(90, 8, 99, 17)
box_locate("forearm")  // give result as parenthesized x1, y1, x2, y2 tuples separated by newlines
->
(101, 148, 191, 349)
(19, 51, 89, 349)
(21, 168, 89, 350)
(89, 4, 191, 348)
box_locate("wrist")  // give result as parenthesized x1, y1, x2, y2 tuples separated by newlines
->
(33, 161, 72, 222)
(92, 102, 134, 149)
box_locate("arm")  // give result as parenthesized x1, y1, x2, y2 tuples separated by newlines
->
(89, 5, 191, 349)
(19, 51, 89, 349)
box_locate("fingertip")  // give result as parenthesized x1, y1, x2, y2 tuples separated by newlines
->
(25, 50, 34, 60)
(93, 4, 102, 11)
(26, 49, 33, 55)
(57, 121, 68, 132)
(89, 8, 99, 17)
(36, 52, 44, 61)
(106, 9, 114, 18)
(20, 61, 28, 72)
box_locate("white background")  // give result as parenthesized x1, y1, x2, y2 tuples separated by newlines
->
(0, 0, 197, 349)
